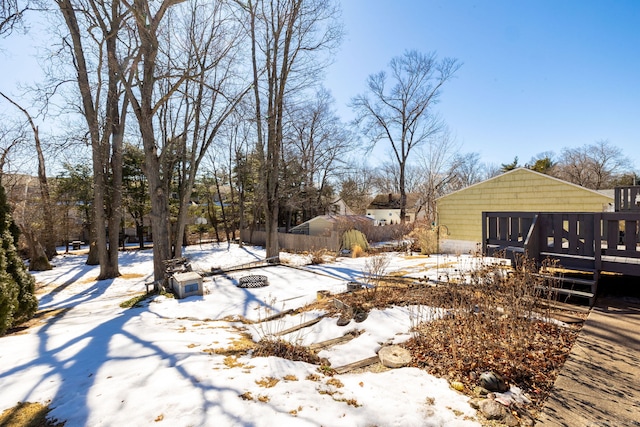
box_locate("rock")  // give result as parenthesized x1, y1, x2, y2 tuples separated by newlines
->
(479, 371, 509, 392)
(378, 345, 412, 368)
(333, 298, 348, 310)
(478, 399, 509, 420)
(503, 412, 520, 427)
(353, 308, 368, 323)
(336, 316, 351, 326)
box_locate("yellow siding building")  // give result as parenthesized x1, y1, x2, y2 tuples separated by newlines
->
(436, 168, 614, 253)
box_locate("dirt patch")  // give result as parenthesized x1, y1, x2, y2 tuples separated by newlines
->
(119, 273, 145, 280)
(5, 308, 71, 336)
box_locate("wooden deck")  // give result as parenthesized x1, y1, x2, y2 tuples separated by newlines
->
(481, 186, 640, 304)
(483, 210, 640, 276)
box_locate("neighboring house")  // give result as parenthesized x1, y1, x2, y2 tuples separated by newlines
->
(366, 193, 425, 225)
(436, 168, 614, 254)
(289, 214, 374, 237)
(326, 197, 355, 216)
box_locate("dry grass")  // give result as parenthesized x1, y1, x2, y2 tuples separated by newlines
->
(253, 338, 321, 364)
(325, 378, 344, 388)
(351, 244, 365, 258)
(255, 377, 280, 388)
(289, 406, 303, 415)
(202, 330, 256, 357)
(0, 402, 64, 427)
(5, 308, 71, 336)
(75, 273, 145, 286)
(310, 249, 335, 264)
(222, 355, 254, 370)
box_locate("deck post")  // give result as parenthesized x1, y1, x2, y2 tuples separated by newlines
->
(481, 212, 487, 255)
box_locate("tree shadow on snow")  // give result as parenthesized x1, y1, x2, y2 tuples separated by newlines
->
(0, 279, 275, 426)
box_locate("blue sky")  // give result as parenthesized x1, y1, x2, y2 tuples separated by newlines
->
(1, 1, 639, 172)
(324, 0, 640, 170)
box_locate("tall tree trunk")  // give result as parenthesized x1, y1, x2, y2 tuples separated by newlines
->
(102, 26, 126, 279)
(34, 130, 56, 259)
(213, 167, 231, 243)
(399, 160, 407, 223)
(142, 128, 171, 284)
(57, 0, 124, 279)
(136, 220, 145, 250)
(123, 0, 179, 285)
(173, 189, 190, 258)
(20, 225, 51, 271)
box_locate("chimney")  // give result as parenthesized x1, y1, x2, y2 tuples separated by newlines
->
(388, 193, 393, 203)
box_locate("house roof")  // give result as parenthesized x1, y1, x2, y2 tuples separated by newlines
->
(312, 214, 374, 225)
(288, 214, 373, 234)
(367, 193, 421, 211)
(436, 168, 615, 202)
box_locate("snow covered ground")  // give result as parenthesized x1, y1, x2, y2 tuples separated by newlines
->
(0, 244, 484, 426)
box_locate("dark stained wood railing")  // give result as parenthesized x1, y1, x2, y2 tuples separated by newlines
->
(615, 186, 640, 212)
(483, 211, 640, 277)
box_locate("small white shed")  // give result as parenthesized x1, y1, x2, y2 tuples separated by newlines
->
(171, 271, 204, 299)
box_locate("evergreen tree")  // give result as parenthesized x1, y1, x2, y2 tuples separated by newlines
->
(0, 184, 38, 336)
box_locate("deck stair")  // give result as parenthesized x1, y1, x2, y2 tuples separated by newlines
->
(533, 268, 598, 306)
(482, 195, 640, 306)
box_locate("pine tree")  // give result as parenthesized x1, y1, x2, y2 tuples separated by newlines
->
(0, 184, 38, 336)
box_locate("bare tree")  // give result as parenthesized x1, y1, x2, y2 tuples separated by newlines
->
(352, 50, 461, 223)
(0, 0, 42, 36)
(156, 1, 248, 258)
(555, 140, 632, 190)
(369, 160, 400, 194)
(413, 129, 460, 223)
(284, 87, 352, 220)
(0, 119, 26, 181)
(56, 0, 128, 279)
(238, 0, 342, 261)
(0, 91, 56, 263)
(448, 152, 486, 191)
(116, 0, 193, 283)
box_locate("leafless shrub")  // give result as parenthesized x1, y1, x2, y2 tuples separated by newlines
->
(364, 222, 414, 243)
(408, 225, 438, 255)
(361, 254, 390, 300)
(403, 254, 577, 409)
(310, 249, 332, 264)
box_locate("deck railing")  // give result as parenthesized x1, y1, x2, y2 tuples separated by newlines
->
(482, 211, 640, 276)
(615, 186, 640, 212)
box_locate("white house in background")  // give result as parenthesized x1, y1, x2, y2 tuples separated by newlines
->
(366, 193, 425, 225)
